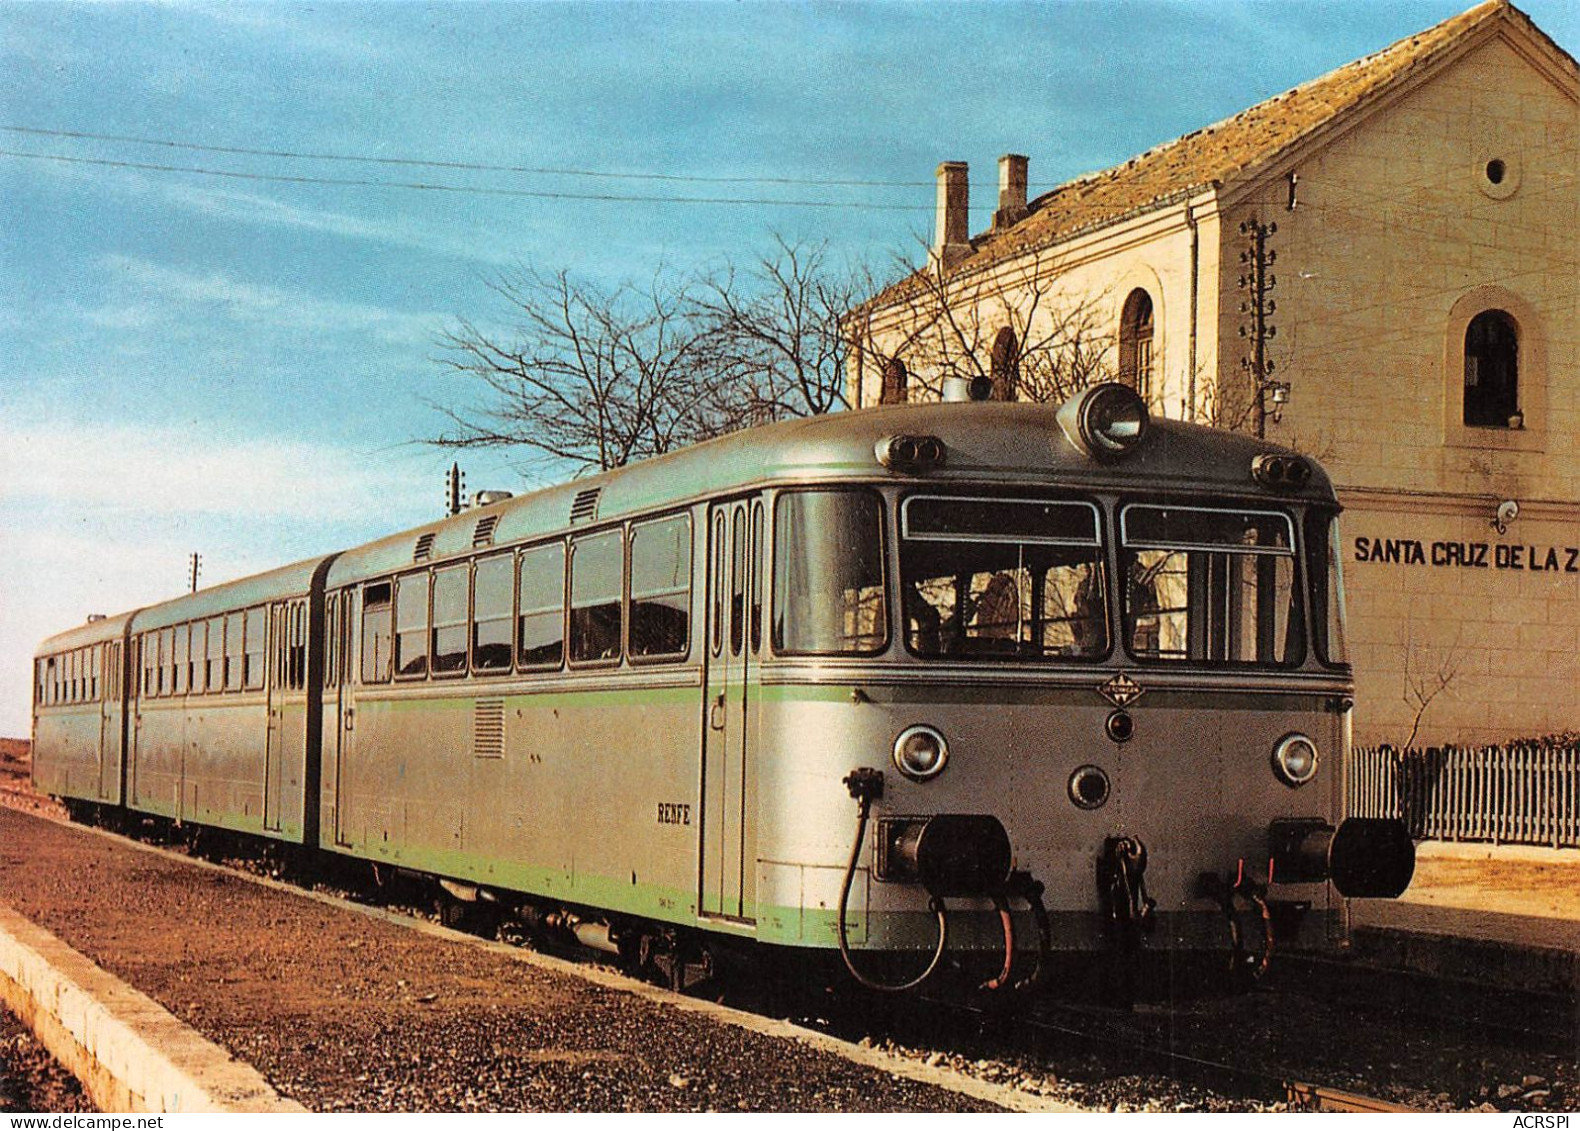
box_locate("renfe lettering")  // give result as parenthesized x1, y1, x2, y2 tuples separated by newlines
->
(1355, 537, 1580, 574)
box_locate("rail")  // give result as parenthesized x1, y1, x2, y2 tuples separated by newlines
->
(1349, 742, 1580, 849)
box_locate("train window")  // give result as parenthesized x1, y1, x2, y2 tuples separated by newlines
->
(90, 643, 101, 701)
(362, 582, 393, 684)
(192, 621, 206, 694)
(710, 513, 726, 657)
(1120, 505, 1303, 667)
(395, 573, 431, 678)
(518, 544, 566, 669)
(750, 501, 764, 654)
(900, 496, 1107, 661)
(630, 514, 691, 661)
(68, 649, 78, 703)
(570, 529, 623, 665)
(243, 607, 266, 689)
(431, 565, 469, 676)
(323, 594, 339, 689)
(773, 490, 888, 656)
(173, 624, 189, 696)
(140, 636, 153, 698)
(204, 617, 221, 692)
(290, 602, 308, 689)
(730, 508, 746, 657)
(225, 612, 245, 691)
(157, 629, 171, 696)
(1307, 512, 1350, 668)
(471, 555, 514, 673)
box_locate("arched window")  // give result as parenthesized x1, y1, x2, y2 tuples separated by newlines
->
(880, 358, 909, 406)
(1118, 289, 1154, 394)
(1463, 309, 1519, 427)
(990, 328, 1018, 401)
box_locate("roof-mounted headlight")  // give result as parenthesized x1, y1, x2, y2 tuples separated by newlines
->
(1057, 383, 1149, 460)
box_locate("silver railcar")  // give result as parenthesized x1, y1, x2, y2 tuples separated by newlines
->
(33, 385, 1413, 992)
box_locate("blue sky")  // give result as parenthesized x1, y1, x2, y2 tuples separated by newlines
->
(2, 0, 1575, 735)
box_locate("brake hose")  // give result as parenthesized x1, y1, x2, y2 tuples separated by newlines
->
(837, 769, 949, 993)
(980, 893, 1015, 991)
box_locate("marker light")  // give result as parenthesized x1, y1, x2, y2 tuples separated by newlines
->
(876, 434, 947, 474)
(1058, 383, 1149, 460)
(893, 724, 950, 781)
(1272, 733, 1320, 788)
(1252, 453, 1312, 491)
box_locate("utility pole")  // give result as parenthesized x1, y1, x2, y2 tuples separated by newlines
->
(188, 552, 202, 594)
(1237, 218, 1286, 438)
(444, 462, 467, 517)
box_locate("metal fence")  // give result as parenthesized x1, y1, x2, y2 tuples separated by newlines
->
(1349, 743, 1580, 849)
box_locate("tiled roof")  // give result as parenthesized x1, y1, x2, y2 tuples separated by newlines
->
(863, 0, 1571, 310)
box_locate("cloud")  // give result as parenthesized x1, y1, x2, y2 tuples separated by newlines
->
(0, 414, 433, 525)
(95, 255, 443, 348)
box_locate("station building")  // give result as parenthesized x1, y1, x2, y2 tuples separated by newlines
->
(847, 0, 1579, 748)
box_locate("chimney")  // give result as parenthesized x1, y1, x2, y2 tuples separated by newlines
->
(994, 154, 1029, 230)
(932, 161, 971, 270)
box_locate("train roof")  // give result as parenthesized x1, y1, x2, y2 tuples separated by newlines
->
(34, 609, 138, 658)
(129, 555, 336, 633)
(326, 400, 1337, 586)
(37, 401, 1341, 647)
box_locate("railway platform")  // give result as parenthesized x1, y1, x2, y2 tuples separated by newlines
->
(1346, 839, 1579, 992)
(0, 806, 1054, 1113)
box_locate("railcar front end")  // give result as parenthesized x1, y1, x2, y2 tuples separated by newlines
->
(749, 386, 1414, 992)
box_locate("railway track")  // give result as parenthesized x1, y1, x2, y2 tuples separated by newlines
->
(8, 800, 1567, 1113)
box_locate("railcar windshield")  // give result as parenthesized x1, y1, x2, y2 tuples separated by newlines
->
(1120, 504, 1304, 667)
(1307, 511, 1350, 668)
(900, 496, 1108, 661)
(772, 490, 887, 655)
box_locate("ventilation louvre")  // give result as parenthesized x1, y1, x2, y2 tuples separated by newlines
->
(472, 514, 500, 548)
(473, 698, 505, 759)
(570, 488, 602, 525)
(413, 532, 437, 562)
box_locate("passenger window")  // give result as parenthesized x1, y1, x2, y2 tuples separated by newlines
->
(142, 636, 156, 698)
(173, 624, 189, 695)
(244, 607, 266, 689)
(225, 612, 245, 691)
(92, 643, 102, 701)
(290, 602, 308, 689)
(750, 501, 764, 654)
(730, 509, 746, 657)
(570, 529, 623, 664)
(205, 617, 223, 692)
(432, 565, 469, 675)
(518, 544, 566, 669)
(630, 515, 691, 661)
(472, 555, 514, 673)
(361, 583, 392, 684)
(156, 630, 170, 696)
(395, 573, 430, 678)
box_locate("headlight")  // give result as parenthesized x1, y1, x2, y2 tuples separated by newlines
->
(893, 724, 949, 781)
(1272, 733, 1320, 787)
(1058, 382, 1149, 460)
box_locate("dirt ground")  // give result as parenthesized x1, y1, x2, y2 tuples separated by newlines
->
(0, 741, 62, 821)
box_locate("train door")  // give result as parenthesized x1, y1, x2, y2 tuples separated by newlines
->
(332, 586, 358, 847)
(700, 497, 762, 922)
(264, 602, 286, 831)
(97, 642, 119, 801)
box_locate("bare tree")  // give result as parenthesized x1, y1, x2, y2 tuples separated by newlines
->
(691, 235, 867, 427)
(1401, 629, 1464, 749)
(432, 268, 712, 474)
(847, 244, 1115, 406)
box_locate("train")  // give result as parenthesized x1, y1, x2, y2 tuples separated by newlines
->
(31, 383, 1415, 994)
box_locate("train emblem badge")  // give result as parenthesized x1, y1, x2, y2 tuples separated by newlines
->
(1098, 672, 1145, 708)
